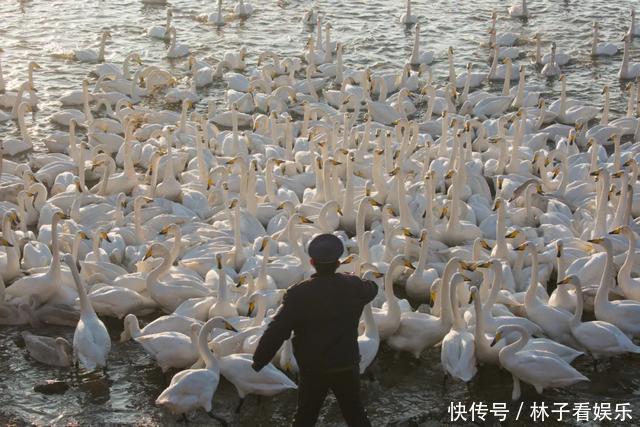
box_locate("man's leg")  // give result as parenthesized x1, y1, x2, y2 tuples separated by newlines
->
(329, 367, 371, 427)
(293, 372, 329, 427)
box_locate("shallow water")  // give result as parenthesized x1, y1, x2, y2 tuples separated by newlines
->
(2, 0, 640, 425)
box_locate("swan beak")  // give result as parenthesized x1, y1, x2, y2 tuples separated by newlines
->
(460, 261, 476, 271)
(480, 240, 493, 251)
(468, 292, 475, 304)
(207, 177, 214, 190)
(99, 231, 112, 243)
(216, 254, 223, 270)
(368, 199, 382, 207)
(611, 171, 624, 178)
(551, 167, 560, 179)
(224, 321, 238, 332)
(336, 207, 344, 216)
(439, 206, 448, 219)
(429, 290, 436, 306)
(228, 199, 238, 209)
(159, 226, 170, 235)
(557, 276, 573, 285)
(402, 228, 417, 238)
(505, 230, 520, 239)
(259, 238, 269, 252)
(514, 242, 527, 251)
(0, 237, 13, 247)
(373, 272, 384, 278)
(609, 226, 624, 235)
(341, 255, 358, 266)
(143, 248, 153, 260)
(587, 238, 605, 244)
(490, 332, 503, 347)
(300, 216, 314, 224)
(623, 159, 633, 167)
(404, 259, 416, 269)
(248, 302, 255, 316)
(492, 199, 501, 210)
(79, 231, 90, 240)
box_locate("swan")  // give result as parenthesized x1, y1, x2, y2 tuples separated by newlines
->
(147, 9, 173, 40)
(557, 276, 640, 360)
(387, 258, 458, 357)
(400, 0, 418, 24)
(591, 22, 618, 57)
(64, 254, 111, 371)
(144, 243, 210, 312)
(3, 103, 33, 156)
(492, 325, 588, 400)
(619, 34, 640, 80)
(21, 331, 72, 367)
(440, 273, 477, 382)
(6, 211, 66, 305)
(358, 303, 380, 374)
(370, 255, 414, 339)
(541, 43, 561, 77)
(508, 0, 528, 18)
(409, 23, 433, 66)
(590, 237, 640, 337)
(167, 28, 190, 59)
(207, 0, 225, 26)
(518, 242, 582, 349)
(405, 230, 439, 302)
(610, 226, 640, 301)
(74, 31, 111, 63)
(134, 325, 201, 373)
(234, 0, 254, 18)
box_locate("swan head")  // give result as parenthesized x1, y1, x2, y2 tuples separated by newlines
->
(557, 275, 580, 288)
(53, 211, 70, 221)
(207, 316, 238, 333)
(609, 225, 631, 236)
(586, 237, 613, 251)
(513, 241, 532, 252)
(144, 243, 169, 260)
(468, 286, 478, 304)
(491, 325, 527, 346)
(0, 236, 13, 247)
(98, 230, 112, 243)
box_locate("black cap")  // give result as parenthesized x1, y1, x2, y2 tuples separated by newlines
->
(308, 234, 344, 263)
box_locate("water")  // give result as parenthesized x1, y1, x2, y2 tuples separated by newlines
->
(2, 0, 640, 425)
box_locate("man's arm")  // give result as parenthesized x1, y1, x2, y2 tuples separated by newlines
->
(252, 291, 298, 371)
(361, 279, 378, 304)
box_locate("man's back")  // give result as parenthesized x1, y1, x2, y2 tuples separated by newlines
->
(286, 272, 377, 373)
(252, 272, 377, 374)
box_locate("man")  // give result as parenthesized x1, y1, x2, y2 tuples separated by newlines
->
(252, 233, 378, 426)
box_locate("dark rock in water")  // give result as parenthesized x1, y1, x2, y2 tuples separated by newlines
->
(34, 380, 69, 395)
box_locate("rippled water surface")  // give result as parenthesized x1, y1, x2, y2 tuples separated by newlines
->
(2, 0, 640, 425)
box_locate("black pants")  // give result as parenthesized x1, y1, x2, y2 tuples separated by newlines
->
(293, 367, 371, 427)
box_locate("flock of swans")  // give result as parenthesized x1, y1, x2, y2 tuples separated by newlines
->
(3, 0, 640, 421)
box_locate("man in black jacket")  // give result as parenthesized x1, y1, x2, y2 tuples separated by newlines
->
(252, 234, 378, 426)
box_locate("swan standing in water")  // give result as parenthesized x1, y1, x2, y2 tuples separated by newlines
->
(65, 254, 111, 371)
(508, 0, 529, 19)
(492, 325, 589, 400)
(557, 276, 640, 361)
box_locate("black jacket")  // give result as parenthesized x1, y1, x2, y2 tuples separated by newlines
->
(252, 272, 378, 374)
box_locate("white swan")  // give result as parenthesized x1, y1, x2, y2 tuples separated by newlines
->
(147, 9, 173, 40)
(591, 22, 618, 57)
(492, 325, 588, 400)
(440, 273, 477, 382)
(234, 0, 254, 18)
(508, 0, 528, 18)
(400, 0, 418, 24)
(557, 276, 640, 360)
(155, 318, 232, 417)
(65, 254, 111, 371)
(74, 31, 111, 63)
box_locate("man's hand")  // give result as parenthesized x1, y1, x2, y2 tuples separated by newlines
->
(252, 361, 262, 372)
